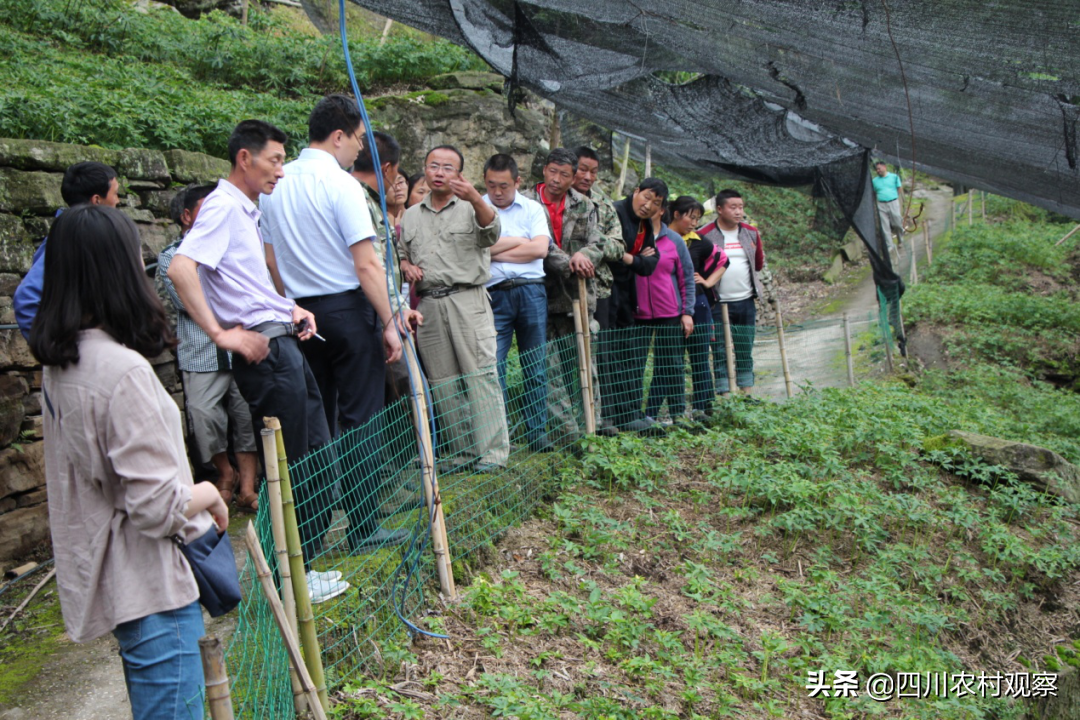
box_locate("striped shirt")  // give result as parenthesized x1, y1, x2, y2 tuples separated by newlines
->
(157, 242, 231, 373)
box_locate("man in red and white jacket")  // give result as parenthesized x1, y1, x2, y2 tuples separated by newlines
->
(697, 189, 765, 395)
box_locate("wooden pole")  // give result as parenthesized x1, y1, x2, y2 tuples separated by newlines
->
(981, 190, 986, 221)
(924, 221, 932, 265)
(261, 428, 307, 716)
(644, 142, 652, 178)
(577, 275, 595, 432)
(241, 0, 249, 25)
(378, 18, 393, 46)
(909, 235, 918, 285)
(548, 108, 561, 152)
(401, 340, 456, 599)
(265, 418, 328, 713)
(245, 523, 328, 720)
(200, 636, 235, 720)
(571, 299, 596, 435)
(951, 195, 956, 228)
(720, 304, 737, 397)
(968, 192, 973, 226)
(843, 312, 855, 387)
(1054, 223, 1080, 247)
(615, 137, 631, 197)
(773, 301, 793, 399)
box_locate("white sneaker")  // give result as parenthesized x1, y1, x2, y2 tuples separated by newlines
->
(307, 574, 350, 604)
(306, 569, 342, 583)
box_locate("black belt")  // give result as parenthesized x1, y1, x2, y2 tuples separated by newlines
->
(294, 287, 360, 305)
(418, 284, 474, 299)
(488, 277, 546, 292)
(249, 321, 296, 340)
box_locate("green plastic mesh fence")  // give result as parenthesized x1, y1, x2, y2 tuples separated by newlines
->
(223, 298, 903, 717)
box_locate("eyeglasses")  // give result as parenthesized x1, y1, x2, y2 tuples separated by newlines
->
(426, 163, 458, 173)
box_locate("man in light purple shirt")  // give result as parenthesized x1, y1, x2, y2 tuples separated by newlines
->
(168, 120, 347, 603)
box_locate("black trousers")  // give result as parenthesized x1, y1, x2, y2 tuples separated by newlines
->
(297, 288, 389, 551)
(638, 317, 683, 419)
(596, 280, 645, 426)
(232, 335, 330, 569)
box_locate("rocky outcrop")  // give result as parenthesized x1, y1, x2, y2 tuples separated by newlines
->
(943, 430, 1080, 504)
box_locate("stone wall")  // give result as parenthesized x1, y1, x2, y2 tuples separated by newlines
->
(0, 139, 229, 564)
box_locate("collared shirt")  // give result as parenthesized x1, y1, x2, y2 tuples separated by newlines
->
(481, 191, 550, 286)
(872, 172, 902, 203)
(157, 242, 230, 373)
(400, 193, 501, 293)
(363, 183, 407, 309)
(537, 184, 567, 247)
(259, 147, 376, 299)
(43, 329, 213, 643)
(176, 179, 294, 329)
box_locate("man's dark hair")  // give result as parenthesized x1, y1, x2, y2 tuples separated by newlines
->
(667, 195, 705, 223)
(715, 189, 743, 208)
(874, 160, 888, 168)
(168, 183, 216, 226)
(29, 205, 176, 368)
(545, 148, 578, 172)
(308, 94, 363, 144)
(573, 146, 599, 165)
(638, 177, 670, 201)
(353, 131, 400, 173)
(425, 145, 465, 171)
(227, 119, 288, 167)
(483, 153, 519, 180)
(61, 162, 118, 206)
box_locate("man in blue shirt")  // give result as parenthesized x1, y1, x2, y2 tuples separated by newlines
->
(482, 154, 553, 452)
(872, 160, 905, 260)
(14, 162, 120, 339)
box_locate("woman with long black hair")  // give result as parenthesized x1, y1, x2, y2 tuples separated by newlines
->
(31, 204, 228, 720)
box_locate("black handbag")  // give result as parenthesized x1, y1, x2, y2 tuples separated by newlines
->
(174, 526, 242, 617)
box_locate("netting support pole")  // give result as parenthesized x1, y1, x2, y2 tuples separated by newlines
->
(968, 191, 973, 226)
(909, 237, 918, 285)
(924, 220, 932, 265)
(615, 137, 631, 198)
(843, 312, 855, 387)
(577, 276, 595, 433)
(548, 107, 561, 153)
(571, 299, 596, 435)
(402, 341, 456, 600)
(1054, 223, 1080, 247)
(981, 190, 986, 222)
(261, 428, 307, 717)
(720, 304, 737, 398)
(644, 142, 652, 178)
(773, 300, 793, 399)
(951, 196, 956, 228)
(241, 0, 249, 24)
(244, 523, 328, 720)
(265, 417, 329, 713)
(199, 636, 234, 720)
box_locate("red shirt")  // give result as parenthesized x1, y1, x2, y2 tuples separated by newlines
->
(537, 184, 567, 248)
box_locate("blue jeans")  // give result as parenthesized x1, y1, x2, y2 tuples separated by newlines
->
(490, 282, 549, 445)
(711, 297, 756, 392)
(113, 600, 205, 720)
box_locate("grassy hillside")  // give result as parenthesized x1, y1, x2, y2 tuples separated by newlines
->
(0, 0, 486, 156)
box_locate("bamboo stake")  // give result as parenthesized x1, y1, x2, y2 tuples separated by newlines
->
(1054, 223, 1080, 247)
(571, 299, 596, 435)
(548, 108, 561, 152)
(615, 137, 631, 197)
(401, 340, 456, 599)
(241, 0, 249, 25)
(0, 568, 55, 633)
(245, 523, 327, 720)
(924, 221, 932, 265)
(981, 190, 986, 221)
(577, 276, 595, 433)
(909, 235, 918, 285)
(720, 304, 737, 397)
(199, 636, 235, 720)
(265, 417, 328, 713)
(378, 18, 393, 46)
(951, 195, 956, 228)
(968, 192, 973, 226)
(644, 142, 652, 178)
(773, 301, 793, 399)
(843, 312, 855, 387)
(261, 428, 307, 716)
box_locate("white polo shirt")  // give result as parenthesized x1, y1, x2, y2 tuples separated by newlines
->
(482, 191, 551, 286)
(259, 148, 376, 299)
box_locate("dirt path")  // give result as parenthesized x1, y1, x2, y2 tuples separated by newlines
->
(752, 185, 952, 399)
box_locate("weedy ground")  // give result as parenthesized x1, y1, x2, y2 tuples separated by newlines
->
(331, 374, 1080, 720)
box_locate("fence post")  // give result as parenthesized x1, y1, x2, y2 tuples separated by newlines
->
(240, 0, 248, 25)
(773, 300, 793, 399)
(981, 190, 986, 221)
(571, 299, 596, 435)
(924, 220, 932, 265)
(261, 428, 307, 717)
(577, 276, 596, 432)
(968, 191, 973, 225)
(244, 523, 328, 720)
(402, 340, 457, 599)
(909, 235, 918, 285)
(644, 142, 652, 178)
(720, 304, 737, 397)
(843, 312, 855, 387)
(616, 137, 631, 197)
(951, 196, 956, 228)
(265, 417, 329, 713)
(199, 636, 235, 720)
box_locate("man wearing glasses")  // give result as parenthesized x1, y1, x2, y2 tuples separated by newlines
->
(400, 146, 509, 472)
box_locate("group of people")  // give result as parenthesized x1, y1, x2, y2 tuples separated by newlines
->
(13, 93, 768, 719)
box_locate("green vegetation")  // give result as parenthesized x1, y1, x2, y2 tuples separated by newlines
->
(0, 0, 486, 156)
(0, 570, 66, 705)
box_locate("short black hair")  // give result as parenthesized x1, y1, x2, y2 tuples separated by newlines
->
(638, 177, 670, 201)
(545, 148, 578, 172)
(874, 160, 888, 168)
(29, 205, 176, 368)
(227, 120, 288, 167)
(483, 153, 519, 180)
(715, 189, 743, 208)
(353, 131, 400, 173)
(308, 94, 364, 144)
(425, 145, 465, 171)
(668, 195, 705, 220)
(61, 162, 118, 206)
(168, 183, 216, 226)
(573, 146, 599, 165)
